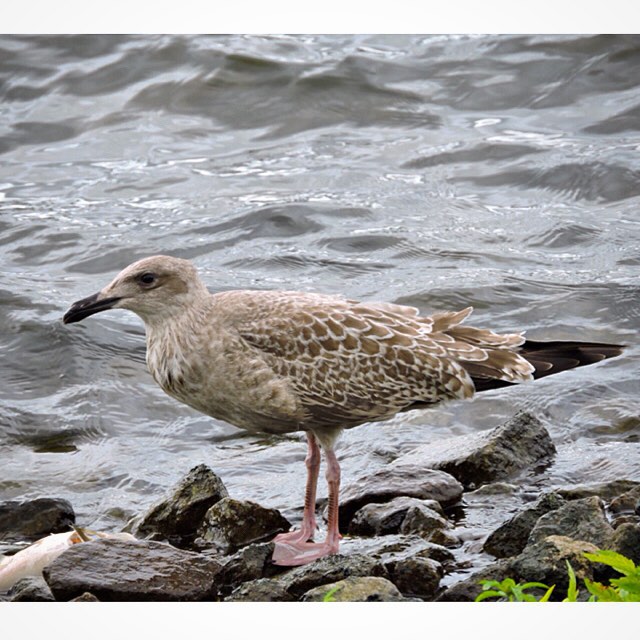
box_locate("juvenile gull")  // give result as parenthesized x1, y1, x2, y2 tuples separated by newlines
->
(63, 255, 623, 566)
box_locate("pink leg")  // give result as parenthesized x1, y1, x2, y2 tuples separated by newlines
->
(272, 441, 341, 566)
(273, 432, 320, 545)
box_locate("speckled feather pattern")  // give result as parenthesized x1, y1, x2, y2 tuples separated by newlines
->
(144, 283, 535, 439)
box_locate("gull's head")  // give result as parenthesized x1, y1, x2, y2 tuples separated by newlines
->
(63, 255, 208, 326)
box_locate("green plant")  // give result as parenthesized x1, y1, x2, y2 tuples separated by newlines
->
(322, 585, 341, 602)
(583, 550, 640, 602)
(476, 577, 555, 602)
(476, 549, 640, 603)
(562, 560, 579, 602)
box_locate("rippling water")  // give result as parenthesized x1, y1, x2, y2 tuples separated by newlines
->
(1, 35, 638, 576)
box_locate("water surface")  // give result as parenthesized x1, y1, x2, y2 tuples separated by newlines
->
(1, 34, 638, 580)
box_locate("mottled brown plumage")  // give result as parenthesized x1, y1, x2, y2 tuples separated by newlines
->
(62, 255, 623, 566)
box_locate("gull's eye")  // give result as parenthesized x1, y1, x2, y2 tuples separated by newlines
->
(138, 272, 157, 286)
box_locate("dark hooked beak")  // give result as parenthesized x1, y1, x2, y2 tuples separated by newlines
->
(63, 293, 122, 324)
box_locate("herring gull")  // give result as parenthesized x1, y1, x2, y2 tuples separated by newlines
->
(63, 255, 623, 566)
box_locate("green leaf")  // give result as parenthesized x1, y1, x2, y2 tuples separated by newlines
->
(479, 580, 502, 591)
(584, 550, 637, 576)
(563, 561, 579, 602)
(610, 575, 640, 601)
(521, 581, 553, 590)
(539, 585, 555, 602)
(322, 585, 341, 602)
(475, 590, 505, 602)
(584, 578, 624, 602)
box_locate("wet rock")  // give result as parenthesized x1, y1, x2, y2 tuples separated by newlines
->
(399, 502, 456, 546)
(197, 498, 290, 554)
(345, 533, 455, 566)
(225, 578, 294, 602)
(8, 576, 55, 602)
(468, 482, 519, 496)
(609, 484, 640, 521)
(339, 468, 463, 531)
(128, 465, 228, 546)
(276, 553, 387, 599)
(611, 523, 640, 566)
(393, 412, 555, 489)
(557, 479, 640, 502)
(483, 492, 567, 558)
(527, 496, 614, 549)
(214, 542, 284, 596)
(612, 514, 640, 528)
(342, 534, 451, 599)
(349, 497, 444, 536)
(43, 538, 222, 601)
(383, 552, 443, 599)
(71, 592, 100, 601)
(302, 576, 408, 602)
(436, 559, 513, 602)
(0, 498, 75, 542)
(508, 535, 600, 600)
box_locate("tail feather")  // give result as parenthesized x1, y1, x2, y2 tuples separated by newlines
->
(470, 340, 624, 392)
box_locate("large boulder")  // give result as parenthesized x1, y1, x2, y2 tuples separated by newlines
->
(527, 496, 614, 549)
(393, 412, 555, 489)
(302, 576, 409, 602)
(0, 498, 75, 543)
(508, 535, 600, 600)
(349, 496, 448, 538)
(339, 468, 462, 532)
(224, 578, 294, 602)
(483, 492, 567, 558)
(127, 465, 228, 546)
(611, 523, 640, 566)
(340, 534, 452, 599)
(43, 538, 222, 601)
(197, 498, 290, 554)
(275, 554, 387, 600)
(214, 542, 284, 597)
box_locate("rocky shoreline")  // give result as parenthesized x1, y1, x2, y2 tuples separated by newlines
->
(1, 411, 639, 602)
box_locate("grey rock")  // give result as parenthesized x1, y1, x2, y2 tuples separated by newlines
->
(43, 538, 222, 601)
(383, 553, 443, 599)
(483, 492, 567, 558)
(0, 498, 75, 542)
(9, 576, 55, 602)
(609, 485, 640, 517)
(527, 496, 614, 549)
(128, 465, 228, 546)
(197, 498, 290, 554)
(349, 496, 447, 538)
(393, 412, 555, 489)
(612, 514, 640, 528)
(302, 576, 408, 602)
(70, 592, 100, 601)
(611, 523, 640, 566)
(339, 467, 463, 531)
(225, 578, 294, 602)
(214, 542, 284, 596)
(508, 535, 600, 600)
(468, 482, 519, 496)
(345, 534, 455, 566)
(341, 534, 451, 600)
(399, 503, 455, 545)
(276, 553, 387, 599)
(557, 479, 640, 502)
(436, 559, 513, 602)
